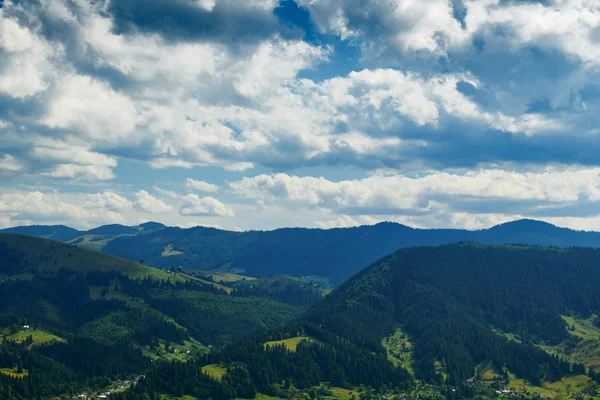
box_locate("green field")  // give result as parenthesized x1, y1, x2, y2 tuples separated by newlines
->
(3, 329, 65, 348)
(328, 386, 359, 399)
(202, 364, 227, 381)
(264, 336, 315, 352)
(161, 244, 184, 257)
(198, 271, 256, 283)
(68, 234, 121, 251)
(382, 327, 414, 373)
(159, 395, 197, 400)
(538, 315, 600, 369)
(0, 367, 29, 378)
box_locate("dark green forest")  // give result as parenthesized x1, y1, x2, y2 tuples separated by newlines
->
(7, 219, 600, 283)
(111, 243, 600, 400)
(2, 235, 600, 399)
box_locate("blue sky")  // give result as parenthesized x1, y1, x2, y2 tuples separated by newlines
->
(1, 0, 600, 231)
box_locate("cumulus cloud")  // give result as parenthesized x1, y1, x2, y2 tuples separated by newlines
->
(42, 75, 139, 144)
(0, 190, 127, 228)
(297, 0, 600, 65)
(180, 194, 235, 217)
(135, 190, 174, 213)
(86, 192, 132, 211)
(185, 178, 220, 193)
(0, 0, 587, 182)
(0, 9, 61, 98)
(230, 168, 600, 217)
(2, 0, 600, 231)
(0, 154, 24, 174)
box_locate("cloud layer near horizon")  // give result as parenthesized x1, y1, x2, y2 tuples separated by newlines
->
(1, 0, 600, 231)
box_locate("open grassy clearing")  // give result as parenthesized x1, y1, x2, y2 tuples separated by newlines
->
(563, 315, 600, 340)
(2, 328, 65, 347)
(382, 327, 414, 374)
(328, 386, 359, 399)
(247, 394, 283, 400)
(198, 271, 256, 283)
(496, 315, 600, 369)
(202, 364, 227, 381)
(159, 395, 197, 400)
(543, 375, 592, 395)
(507, 372, 555, 397)
(476, 360, 504, 384)
(161, 244, 184, 257)
(264, 336, 315, 352)
(538, 315, 600, 368)
(141, 338, 205, 362)
(68, 234, 120, 251)
(0, 367, 29, 378)
(476, 360, 593, 398)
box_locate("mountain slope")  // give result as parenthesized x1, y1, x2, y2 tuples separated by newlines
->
(0, 225, 82, 242)
(0, 235, 304, 399)
(300, 243, 600, 381)
(116, 243, 600, 400)
(0, 233, 176, 280)
(7, 219, 600, 284)
(103, 219, 600, 283)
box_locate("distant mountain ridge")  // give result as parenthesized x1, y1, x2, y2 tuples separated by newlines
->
(3, 219, 600, 283)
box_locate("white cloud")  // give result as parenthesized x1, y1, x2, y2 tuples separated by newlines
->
(0, 154, 24, 173)
(86, 192, 132, 211)
(42, 75, 139, 144)
(315, 215, 382, 229)
(42, 164, 115, 180)
(135, 190, 174, 213)
(0, 10, 62, 98)
(153, 186, 180, 199)
(1, 0, 600, 233)
(298, 0, 600, 66)
(32, 140, 117, 168)
(464, 0, 600, 66)
(231, 168, 600, 214)
(180, 194, 235, 217)
(185, 178, 220, 193)
(0, 190, 126, 228)
(233, 39, 329, 98)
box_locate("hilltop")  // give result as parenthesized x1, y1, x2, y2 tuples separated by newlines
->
(123, 243, 600, 399)
(5, 219, 600, 283)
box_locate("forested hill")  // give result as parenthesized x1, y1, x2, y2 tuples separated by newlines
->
(0, 234, 310, 400)
(102, 219, 600, 283)
(301, 243, 600, 383)
(4, 219, 600, 283)
(114, 243, 600, 400)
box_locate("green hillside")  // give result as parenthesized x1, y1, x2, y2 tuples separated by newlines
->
(99, 219, 600, 284)
(118, 243, 600, 400)
(9, 219, 600, 284)
(0, 235, 304, 400)
(0, 233, 179, 281)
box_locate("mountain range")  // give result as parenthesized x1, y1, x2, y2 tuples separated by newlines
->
(4, 219, 600, 283)
(120, 242, 600, 400)
(2, 229, 600, 399)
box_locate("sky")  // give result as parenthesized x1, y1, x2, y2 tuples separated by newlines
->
(1, 0, 600, 231)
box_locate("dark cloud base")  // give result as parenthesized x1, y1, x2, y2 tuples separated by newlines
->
(106, 0, 297, 44)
